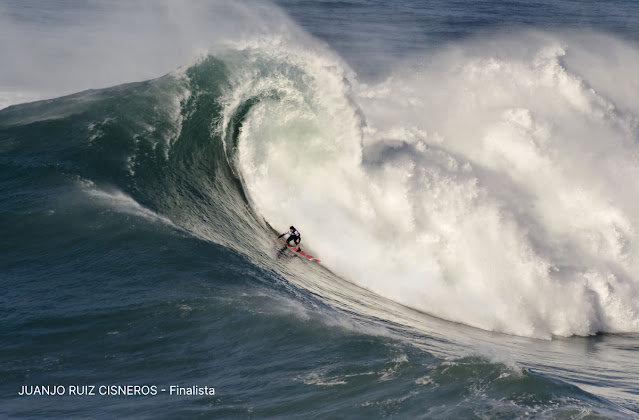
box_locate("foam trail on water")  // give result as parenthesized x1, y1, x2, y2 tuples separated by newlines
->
(79, 180, 177, 228)
(232, 31, 639, 338)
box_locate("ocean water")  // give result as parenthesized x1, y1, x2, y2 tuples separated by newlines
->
(2, 0, 639, 418)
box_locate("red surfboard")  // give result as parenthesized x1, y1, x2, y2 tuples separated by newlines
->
(275, 239, 321, 262)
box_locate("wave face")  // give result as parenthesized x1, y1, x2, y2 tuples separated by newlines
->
(4, 29, 639, 340)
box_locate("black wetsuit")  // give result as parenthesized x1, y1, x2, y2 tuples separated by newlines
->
(278, 228, 301, 251)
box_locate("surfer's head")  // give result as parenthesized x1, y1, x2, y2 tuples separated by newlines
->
(290, 226, 295, 230)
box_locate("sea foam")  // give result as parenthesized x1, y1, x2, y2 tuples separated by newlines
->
(232, 31, 639, 338)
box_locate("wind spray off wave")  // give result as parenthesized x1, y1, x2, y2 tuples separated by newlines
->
(230, 31, 639, 339)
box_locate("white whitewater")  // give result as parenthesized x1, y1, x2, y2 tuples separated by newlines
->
(232, 31, 639, 339)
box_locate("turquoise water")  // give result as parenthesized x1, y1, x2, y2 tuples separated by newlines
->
(2, 1, 639, 418)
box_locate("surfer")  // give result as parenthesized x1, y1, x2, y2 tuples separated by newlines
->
(277, 226, 302, 252)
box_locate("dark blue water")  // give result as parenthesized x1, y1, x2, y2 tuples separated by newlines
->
(2, 1, 639, 418)
(275, 0, 639, 80)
